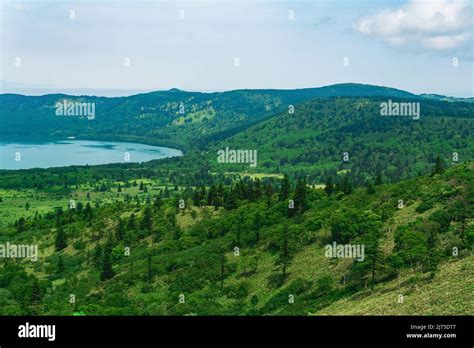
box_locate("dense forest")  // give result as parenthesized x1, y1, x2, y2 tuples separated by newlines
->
(0, 83, 419, 151)
(0, 84, 473, 315)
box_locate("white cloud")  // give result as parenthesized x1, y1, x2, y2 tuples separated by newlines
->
(355, 0, 473, 51)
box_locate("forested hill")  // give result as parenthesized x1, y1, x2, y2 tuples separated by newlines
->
(0, 159, 472, 315)
(0, 83, 417, 150)
(205, 97, 474, 184)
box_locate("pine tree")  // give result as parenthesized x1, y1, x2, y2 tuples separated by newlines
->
(140, 206, 153, 233)
(276, 225, 292, 282)
(433, 155, 444, 175)
(324, 177, 334, 196)
(341, 176, 353, 195)
(84, 202, 92, 223)
(235, 211, 244, 246)
(293, 177, 307, 213)
(116, 218, 125, 241)
(147, 254, 153, 284)
(252, 211, 262, 245)
(265, 183, 274, 206)
(30, 278, 42, 305)
(220, 249, 226, 289)
(16, 217, 26, 233)
(366, 181, 376, 194)
(55, 227, 67, 251)
(93, 244, 103, 269)
(375, 173, 383, 186)
(279, 174, 291, 201)
(254, 179, 262, 199)
(100, 239, 115, 281)
(153, 195, 162, 209)
(127, 213, 137, 231)
(57, 255, 65, 274)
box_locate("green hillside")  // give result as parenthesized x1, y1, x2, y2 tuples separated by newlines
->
(0, 159, 472, 315)
(0, 83, 417, 151)
(205, 97, 474, 184)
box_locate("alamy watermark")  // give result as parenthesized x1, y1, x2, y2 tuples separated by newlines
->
(380, 100, 420, 120)
(217, 147, 257, 168)
(325, 242, 365, 262)
(0, 242, 38, 261)
(55, 99, 95, 120)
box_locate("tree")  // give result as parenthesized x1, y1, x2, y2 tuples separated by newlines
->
(265, 183, 274, 206)
(293, 177, 307, 213)
(423, 222, 441, 277)
(324, 177, 334, 196)
(55, 227, 67, 251)
(100, 239, 115, 281)
(234, 211, 244, 246)
(127, 213, 137, 231)
(393, 226, 428, 272)
(220, 250, 226, 289)
(432, 155, 444, 175)
(16, 217, 26, 233)
(279, 174, 291, 201)
(84, 202, 93, 223)
(341, 175, 353, 195)
(351, 229, 384, 289)
(276, 225, 293, 282)
(252, 211, 262, 245)
(153, 195, 162, 209)
(375, 173, 383, 186)
(140, 206, 153, 232)
(116, 218, 125, 241)
(93, 244, 103, 269)
(56, 255, 65, 274)
(147, 254, 153, 284)
(366, 181, 376, 194)
(29, 278, 42, 305)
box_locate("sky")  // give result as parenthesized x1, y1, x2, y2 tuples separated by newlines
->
(0, 0, 473, 97)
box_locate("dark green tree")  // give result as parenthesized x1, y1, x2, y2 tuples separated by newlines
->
(100, 239, 115, 281)
(55, 227, 67, 251)
(324, 177, 334, 196)
(279, 174, 291, 201)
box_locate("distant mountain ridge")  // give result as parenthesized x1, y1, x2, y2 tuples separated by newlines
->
(0, 83, 428, 151)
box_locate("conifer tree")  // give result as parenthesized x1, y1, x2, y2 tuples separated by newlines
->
(116, 218, 125, 241)
(55, 227, 67, 251)
(100, 238, 115, 281)
(324, 177, 334, 196)
(276, 225, 292, 282)
(140, 206, 153, 232)
(433, 155, 445, 175)
(294, 177, 307, 213)
(153, 195, 162, 209)
(279, 174, 291, 201)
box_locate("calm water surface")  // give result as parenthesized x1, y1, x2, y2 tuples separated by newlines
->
(0, 139, 183, 170)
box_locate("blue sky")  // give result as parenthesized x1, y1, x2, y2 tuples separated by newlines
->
(1, 0, 472, 96)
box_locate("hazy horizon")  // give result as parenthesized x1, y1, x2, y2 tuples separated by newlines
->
(1, 81, 473, 98)
(1, 0, 473, 97)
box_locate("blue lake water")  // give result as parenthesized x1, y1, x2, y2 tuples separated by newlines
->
(0, 139, 183, 170)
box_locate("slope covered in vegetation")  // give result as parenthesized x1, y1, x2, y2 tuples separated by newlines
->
(0, 160, 472, 315)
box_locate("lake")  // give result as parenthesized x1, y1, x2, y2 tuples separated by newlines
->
(0, 139, 183, 170)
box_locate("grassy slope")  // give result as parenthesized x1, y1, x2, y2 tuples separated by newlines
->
(1, 162, 472, 316)
(314, 255, 473, 315)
